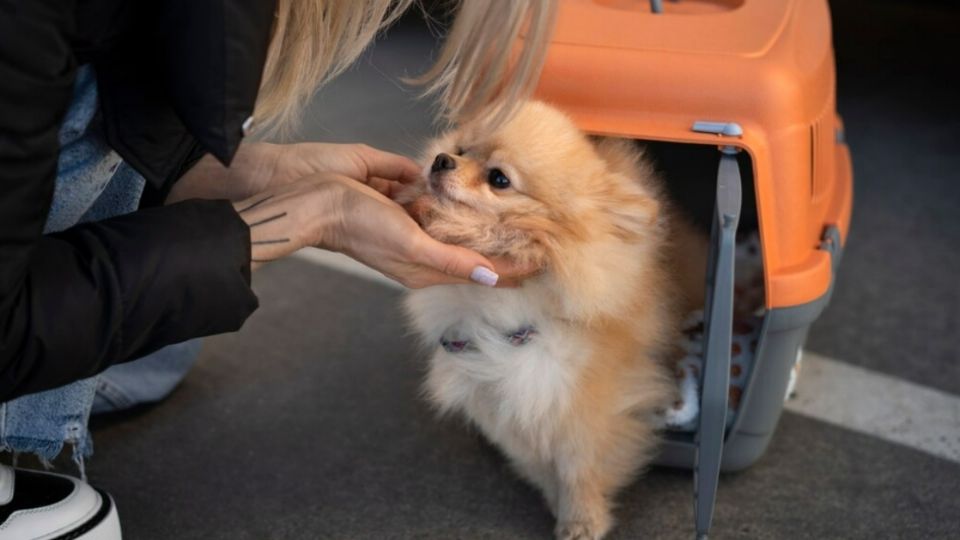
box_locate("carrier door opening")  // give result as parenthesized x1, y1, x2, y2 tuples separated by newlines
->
(637, 140, 766, 437)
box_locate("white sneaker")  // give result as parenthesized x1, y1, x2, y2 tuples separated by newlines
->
(0, 464, 121, 539)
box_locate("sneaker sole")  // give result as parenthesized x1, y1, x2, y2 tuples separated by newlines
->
(50, 490, 121, 540)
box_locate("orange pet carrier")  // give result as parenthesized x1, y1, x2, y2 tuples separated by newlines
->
(533, 0, 853, 537)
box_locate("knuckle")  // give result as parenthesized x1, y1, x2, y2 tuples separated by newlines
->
(403, 233, 424, 260)
(402, 275, 425, 289)
(440, 258, 459, 277)
(354, 143, 373, 156)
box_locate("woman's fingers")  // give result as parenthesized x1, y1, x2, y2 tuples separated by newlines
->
(391, 267, 474, 289)
(277, 143, 422, 189)
(353, 145, 422, 184)
(403, 229, 544, 289)
(365, 176, 402, 198)
(488, 256, 543, 283)
(412, 235, 500, 287)
(401, 250, 541, 289)
(297, 173, 538, 290)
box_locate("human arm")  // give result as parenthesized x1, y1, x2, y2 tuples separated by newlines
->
(0, 2, 257, 401)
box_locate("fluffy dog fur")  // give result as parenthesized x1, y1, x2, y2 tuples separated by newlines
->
(402, 102, 693, 540)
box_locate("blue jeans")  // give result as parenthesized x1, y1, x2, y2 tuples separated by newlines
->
(0, 342, 200, 467)
(0, 65, 199, 468)
(91, 341, 201, 415)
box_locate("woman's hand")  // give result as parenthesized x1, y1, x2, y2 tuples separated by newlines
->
(167, 142, 419, 203)
(232, 173, 535, 288)
(269, 142, 420, 198)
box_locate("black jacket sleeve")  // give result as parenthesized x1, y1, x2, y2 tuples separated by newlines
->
(0, 1, 259, 401)
(1, 201, 259, 401)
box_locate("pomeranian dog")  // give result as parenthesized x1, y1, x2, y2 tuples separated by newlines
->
(402, 101, 697, 540)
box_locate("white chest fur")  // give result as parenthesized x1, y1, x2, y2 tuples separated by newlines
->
(405, 283, 590, 450)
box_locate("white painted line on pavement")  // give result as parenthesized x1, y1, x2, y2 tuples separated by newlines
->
(293, 248, 403, 290)
(786, 352, 960, 463)
(292, 250, 960, 464)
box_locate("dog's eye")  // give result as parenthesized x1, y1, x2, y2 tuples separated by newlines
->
(487, 168, 511, 190)
(455, 146, 465, 156)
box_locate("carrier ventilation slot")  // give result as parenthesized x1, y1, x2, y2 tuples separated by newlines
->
(809, 122, 819, 199)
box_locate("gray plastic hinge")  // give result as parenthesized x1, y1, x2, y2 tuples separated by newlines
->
(692, 121, 744, 137)
(651, 0, 664, 13)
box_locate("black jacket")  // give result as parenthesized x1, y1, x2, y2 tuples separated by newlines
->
(0, 0, 277, 401)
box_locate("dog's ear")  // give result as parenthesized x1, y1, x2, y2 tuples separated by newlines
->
(601, 181, 660, 241)
(590, 137, 647, 178)
(587, 137, 661, 241)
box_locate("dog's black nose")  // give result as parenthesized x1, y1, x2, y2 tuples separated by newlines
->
(431, 153, 456, 173)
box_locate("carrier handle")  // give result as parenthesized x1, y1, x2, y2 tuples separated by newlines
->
(650, 0, 679, 14)
(693, 148, 742, 540)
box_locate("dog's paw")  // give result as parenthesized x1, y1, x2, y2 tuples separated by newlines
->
(555, 521, 604, 540)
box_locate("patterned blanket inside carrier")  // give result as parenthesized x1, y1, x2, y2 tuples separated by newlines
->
(660, 232, 802, 432)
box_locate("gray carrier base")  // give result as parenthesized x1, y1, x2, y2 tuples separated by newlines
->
(654, 271, 840, 470)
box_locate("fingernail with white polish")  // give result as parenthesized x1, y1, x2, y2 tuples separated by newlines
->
(470, 266, 499, 287)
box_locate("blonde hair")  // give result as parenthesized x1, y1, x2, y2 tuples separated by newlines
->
(255, 0, 557, 138)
